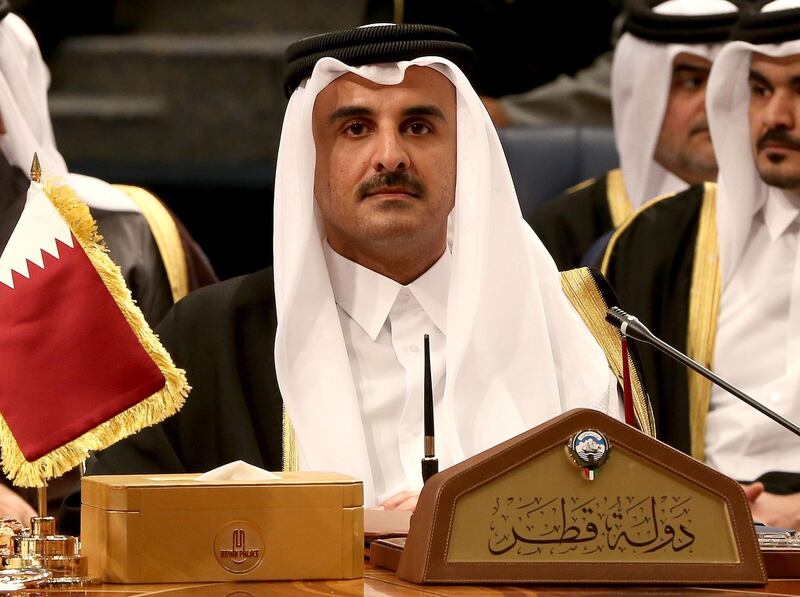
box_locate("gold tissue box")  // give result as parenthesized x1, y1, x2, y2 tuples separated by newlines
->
(81, 471, 364, 583)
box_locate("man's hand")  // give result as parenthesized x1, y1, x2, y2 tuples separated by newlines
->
(742, 482, 800, 529)
(374, 490, 418, 512)
(742, 482, 764, 502)
(0, 485, 36, 523)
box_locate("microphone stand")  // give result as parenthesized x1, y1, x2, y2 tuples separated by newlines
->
(607, 306, 800, 440)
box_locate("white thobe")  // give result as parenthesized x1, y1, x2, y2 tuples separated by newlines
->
(706, 192, 800, 480)
(324, 242, 451, 504)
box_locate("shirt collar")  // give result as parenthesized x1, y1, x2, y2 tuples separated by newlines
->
(406, 247, 450, 335)
(323, 241, 451, 340)
(762, 189, 800, 241)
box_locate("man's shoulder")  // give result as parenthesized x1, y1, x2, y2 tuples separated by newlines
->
(533, 172, 609, 219)
(172, 267, 275, 320)
(607, 184, 707, 251)
(563, 174, 607, 198)
(601, 183, 711, 281)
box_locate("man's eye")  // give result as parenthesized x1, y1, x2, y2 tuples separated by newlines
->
(750, 83, 769, 98)
(676, 76, 705, 91)
(344, 122, 368, 136)
(407, 121, 431, 135)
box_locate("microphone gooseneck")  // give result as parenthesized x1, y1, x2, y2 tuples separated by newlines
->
(606, 306, 800, 440)
(422, 334, 439, 483)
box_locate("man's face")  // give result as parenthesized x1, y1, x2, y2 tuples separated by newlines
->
(749, 53, 800, 194)
(312, 66, 456, 257)
(653, 52, 717, 185)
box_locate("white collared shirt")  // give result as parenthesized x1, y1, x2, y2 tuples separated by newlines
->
(323, 242, 451, 504)
(706, 192, 800, 480)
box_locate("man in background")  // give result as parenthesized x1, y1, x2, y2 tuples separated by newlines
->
(0, 3, 215, 521)
(531, 0, 739, 270)
(603, 0, 800, 528)
(87, 25, 652, 514)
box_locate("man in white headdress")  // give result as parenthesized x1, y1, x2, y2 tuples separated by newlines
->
(88, 24, 653, 511)
(0, 3, 216, 521)
(530, 0, 739, 270)
(604, 0, 800, 528)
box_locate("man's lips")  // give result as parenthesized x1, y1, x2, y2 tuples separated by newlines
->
(363, 187, 419, 198)
(760, 141, 800, 152)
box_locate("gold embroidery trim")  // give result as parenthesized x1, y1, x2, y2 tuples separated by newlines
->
(560, 268, 655, 437)
(282, 408, 299, 472)
(606, 168, 634, 227)
(686, 182, 721, 461)
(114, 185, 189, 302)
(566, 176, 597, 195)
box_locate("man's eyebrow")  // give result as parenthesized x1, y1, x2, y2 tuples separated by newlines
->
(749, 69, 771, 88)
(402, 104, 446, 120)
(673, 63, 710, 76)
(328, 105, 374, 125)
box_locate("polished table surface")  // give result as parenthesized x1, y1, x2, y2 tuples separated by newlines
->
(13, 565, 800, 596)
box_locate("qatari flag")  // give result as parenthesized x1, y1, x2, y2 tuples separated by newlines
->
(0, 178, 188, 487)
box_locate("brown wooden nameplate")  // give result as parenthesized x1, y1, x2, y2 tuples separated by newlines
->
(396, 409, 766, 585)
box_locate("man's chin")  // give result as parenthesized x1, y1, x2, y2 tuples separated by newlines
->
(360, 216, 423, 242)
(757, 161, 800, 193)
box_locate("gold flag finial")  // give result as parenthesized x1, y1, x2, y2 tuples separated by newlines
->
(30, 153, 41, 183)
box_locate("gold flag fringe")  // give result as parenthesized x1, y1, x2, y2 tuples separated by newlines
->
(0, 179, 190, 487)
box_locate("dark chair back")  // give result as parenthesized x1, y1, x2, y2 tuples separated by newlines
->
(498, 126, 619, 214)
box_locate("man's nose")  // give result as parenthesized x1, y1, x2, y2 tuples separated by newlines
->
(763, 91, 796, 131)
(372, 128, 410, 172)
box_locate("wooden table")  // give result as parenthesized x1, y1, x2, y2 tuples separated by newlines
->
(15, 565, 800, 596)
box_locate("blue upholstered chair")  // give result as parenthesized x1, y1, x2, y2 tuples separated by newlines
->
(498, 126, 619, 216)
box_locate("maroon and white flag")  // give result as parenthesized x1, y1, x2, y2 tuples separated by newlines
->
(0, 179, 188, 486)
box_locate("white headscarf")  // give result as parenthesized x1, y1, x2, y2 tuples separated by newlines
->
(707, 31, 800, 282)
(0, 13, 65, 177)
(273, 56, 613, 505)
(0, 13, 139, 213)
(611, 0, 738, 209)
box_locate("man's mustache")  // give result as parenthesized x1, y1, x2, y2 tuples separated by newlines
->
(358, 171, 426, 199)
(757, 129, 800, 152)
(689, 121, 710, 137)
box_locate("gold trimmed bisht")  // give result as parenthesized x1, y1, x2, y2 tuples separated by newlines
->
(115, 184, 189, 303)
(560, 268, 656, 437)
(605, 168, 634, 227)
(685, 183, 721, 461)
(601, 183, 721, 458)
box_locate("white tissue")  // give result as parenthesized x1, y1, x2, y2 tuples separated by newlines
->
(196, 460, 280, 481)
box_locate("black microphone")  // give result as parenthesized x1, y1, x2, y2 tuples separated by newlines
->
(606, 306, 800, 440)
(421, 334, 439, 483)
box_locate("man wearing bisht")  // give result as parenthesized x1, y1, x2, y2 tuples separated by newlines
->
(89, 25, 653, 511)
(532, 0, 740, 269)
(604, 0, 800, 528)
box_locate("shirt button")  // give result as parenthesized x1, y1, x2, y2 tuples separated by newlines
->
(409, 345, 419, 353)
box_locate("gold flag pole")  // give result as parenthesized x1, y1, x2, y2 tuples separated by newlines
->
(36, 486, 47, 518)
(0, 155, 94, 588)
